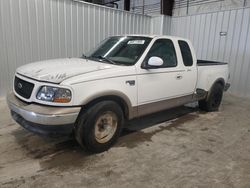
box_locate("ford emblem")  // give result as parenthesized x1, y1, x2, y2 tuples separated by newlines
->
(18, 82, 23, 89)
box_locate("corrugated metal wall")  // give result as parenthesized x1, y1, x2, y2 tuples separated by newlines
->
(169, 7, 250, 97)
(0, 0, 152, 97)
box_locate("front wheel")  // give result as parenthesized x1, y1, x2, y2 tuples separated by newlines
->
(199, 83, 224, 112)
(75, 101, 124, 153)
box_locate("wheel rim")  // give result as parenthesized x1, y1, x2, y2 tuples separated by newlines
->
(94, 111, 118, 144)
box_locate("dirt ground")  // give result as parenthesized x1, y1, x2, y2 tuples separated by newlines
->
(0, 94, 250, 188)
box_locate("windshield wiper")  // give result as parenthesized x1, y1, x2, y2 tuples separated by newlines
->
(95, 56, 117, 65)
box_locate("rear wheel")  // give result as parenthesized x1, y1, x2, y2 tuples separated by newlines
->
(75, 101, 124, 153)
(199, 82, 224, 112)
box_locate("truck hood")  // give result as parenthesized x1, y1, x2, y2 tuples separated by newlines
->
(16, 58, 115, 83)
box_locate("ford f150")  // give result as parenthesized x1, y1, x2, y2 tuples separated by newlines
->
(7, 35, 230, 153)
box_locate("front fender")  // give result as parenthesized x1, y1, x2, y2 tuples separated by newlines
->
(70, 76, 138, 119)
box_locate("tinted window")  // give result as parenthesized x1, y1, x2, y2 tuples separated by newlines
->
(178, 40, 193, 66)
(145, 39, 177, 68)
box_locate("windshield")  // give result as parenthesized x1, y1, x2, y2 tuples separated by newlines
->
(86, 36, 152, 66)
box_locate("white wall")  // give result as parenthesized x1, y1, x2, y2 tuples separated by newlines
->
(169, 7, 250, 97)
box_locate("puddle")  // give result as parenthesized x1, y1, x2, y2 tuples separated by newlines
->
(117, 106, 199, 149)
(39, 143, 94, 171)
(12, 129, 99, 171)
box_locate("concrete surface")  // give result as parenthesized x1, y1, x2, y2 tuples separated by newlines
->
(0, 94, 250, 188)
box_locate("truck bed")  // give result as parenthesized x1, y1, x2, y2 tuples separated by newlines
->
(197, 60, 228, 66)
(196, 60, 229, 92)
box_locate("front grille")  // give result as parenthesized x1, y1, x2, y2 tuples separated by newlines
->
(14, 76, 34, 99)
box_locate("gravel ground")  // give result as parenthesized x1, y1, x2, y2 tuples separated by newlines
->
(0, 94, 250, 188)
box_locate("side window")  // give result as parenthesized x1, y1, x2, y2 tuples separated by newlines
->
(146, 39, 177, 68)
(178, 40, 193, 66)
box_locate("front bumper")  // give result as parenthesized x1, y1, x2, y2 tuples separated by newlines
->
(7, 92, 81, 136)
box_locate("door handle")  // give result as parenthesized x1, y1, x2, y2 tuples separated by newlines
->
(176, 75, 183, 80)
(126, 80, 135, 86)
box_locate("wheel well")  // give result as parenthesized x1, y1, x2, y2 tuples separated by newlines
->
(83, 95, 129, 120)
(206, 78, 225, 98)
(205, 78, 225, 99)
(216, 79, 225, 87)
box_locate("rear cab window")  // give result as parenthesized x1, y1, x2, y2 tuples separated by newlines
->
(178, 40, 193, 67)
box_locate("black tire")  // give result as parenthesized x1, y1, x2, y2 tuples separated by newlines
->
(74, 101, 124, 153)
(199, 82, 224, 112)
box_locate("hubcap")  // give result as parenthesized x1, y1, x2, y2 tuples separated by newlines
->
(94, 111, 118, 143)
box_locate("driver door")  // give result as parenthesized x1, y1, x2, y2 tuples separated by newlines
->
(137, 38, 189, 115)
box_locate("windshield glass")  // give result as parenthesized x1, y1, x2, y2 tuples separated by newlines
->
(86, 36, 152, 66)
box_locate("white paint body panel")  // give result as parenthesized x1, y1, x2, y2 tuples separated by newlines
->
(13, 35, 229, 111)
(17, 58, 117, 83)
(137, 37, 197, 105)
(136, 37, 198, 105)
(197, 64, 229, 91)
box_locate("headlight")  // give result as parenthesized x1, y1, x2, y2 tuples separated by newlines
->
(36, 86, 72, 103)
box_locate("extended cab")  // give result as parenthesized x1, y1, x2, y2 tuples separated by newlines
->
(7, 35, 230, 152)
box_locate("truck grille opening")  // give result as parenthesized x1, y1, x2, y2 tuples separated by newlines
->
(14, 76, 34, 99)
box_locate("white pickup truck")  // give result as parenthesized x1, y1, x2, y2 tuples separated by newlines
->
(7, 35, 230, 153)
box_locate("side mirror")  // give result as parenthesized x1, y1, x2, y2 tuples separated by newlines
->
(148, 56, 164, 67)
(142, 56, 163, 69)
